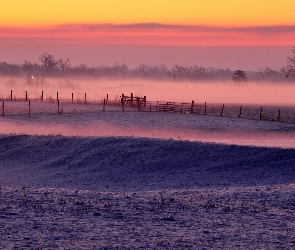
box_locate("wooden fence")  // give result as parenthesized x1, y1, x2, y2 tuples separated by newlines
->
(121, 93, 295, 123)
(121, 93, 205, 113)
(1, 90, 295, 124)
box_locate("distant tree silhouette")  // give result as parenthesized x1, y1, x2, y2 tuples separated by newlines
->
(0, 53, 240, 81)
(258, 67, 280, 80)
(232, 70, 248, 82)
(281, 47, 295, 78)
(39, 53, 57, 72)
(39, 52, 70, 74)
(57, 57, 71, 72)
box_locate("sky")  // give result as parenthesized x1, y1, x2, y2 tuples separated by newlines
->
(0, 0, 295, 70)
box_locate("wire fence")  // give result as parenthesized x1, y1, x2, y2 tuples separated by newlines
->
(0, 89, 109, 103)
(1, 90, 295, 124)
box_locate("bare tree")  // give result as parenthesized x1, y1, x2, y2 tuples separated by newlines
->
(39, 53, 71, 74)
(57, 58, 71, 71)
(258, 67, 279, 80)
(281, 47, 295, 78)
(39, 53, 57, 72)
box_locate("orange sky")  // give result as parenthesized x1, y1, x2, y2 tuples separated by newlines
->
(2, 0, 295, 27)
(0, 0, 294, 69)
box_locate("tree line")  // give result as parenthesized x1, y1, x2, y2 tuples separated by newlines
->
(0, 47, 294, 81)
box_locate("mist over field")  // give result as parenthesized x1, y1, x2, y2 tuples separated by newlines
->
(1, 75, 295, 105)
(1, 47, 294, 104)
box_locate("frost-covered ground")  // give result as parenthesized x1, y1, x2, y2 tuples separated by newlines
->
(1, 103, 295, 249)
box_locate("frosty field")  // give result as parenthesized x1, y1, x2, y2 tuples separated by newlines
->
(1, 78, 295, 248)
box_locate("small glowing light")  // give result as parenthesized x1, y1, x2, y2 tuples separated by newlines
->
(31, 76, 34, 79)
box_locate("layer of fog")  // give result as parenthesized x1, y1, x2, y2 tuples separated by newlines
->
(1, 76, 295, 105)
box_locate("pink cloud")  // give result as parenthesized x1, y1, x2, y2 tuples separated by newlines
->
(0, 23, 294, 47)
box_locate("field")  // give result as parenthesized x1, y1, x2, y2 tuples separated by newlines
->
(1, 78, 295, 248)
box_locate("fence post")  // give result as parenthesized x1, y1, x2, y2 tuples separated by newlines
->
(191, 100, 194, 113)
(144, 96, 146, 107)
(41, 91, 43, 101)
(106, 94, 108, 105)
(103, 99, 106, 111)
(205, 102, 207, 115)
(137, 97, 140, 111)
(26, 91, 28, 101)
(57, 92, 59, 101)
(278, 109, 281, 121)
(239, 105, 242, 118)
(260, 107, 263, 120)
(85, 93, 87, 104)
(150, 103, 151, 112)
(121, 94, 124, 111)
(29, 101, 31, 115)
(2, 102, 4, 116)
(58, 100, 60, 114)
(11, 90, 12, 101)
(221, 104, 224, 116)
(72, 93, 73, 103)
(131, 93, 133, 106)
